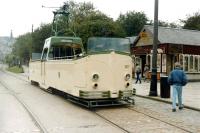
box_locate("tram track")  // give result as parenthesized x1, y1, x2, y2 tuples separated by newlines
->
(92, 110, 130, 133)
(0, 70, 130, 132)
(0, 70, 48, 133)
(93, 106, 194, 133)
(1, 69, 30, 83)
(126, 107, 193, 133)
(0, 69, 132, 133)
(1, 69, 198, 133)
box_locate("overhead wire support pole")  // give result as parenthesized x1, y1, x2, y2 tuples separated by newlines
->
(149, 0, 159, 96)
(42, 3, 70, 36)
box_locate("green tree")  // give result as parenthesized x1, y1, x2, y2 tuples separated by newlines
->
(169, 22, 180, 28)
(4, 54, 15, 67)
(32, 23, 52, 53)
(58, 1, 125, 46)
(74, 12, 125, 46)
(12, 33, 32, 64)
(158, 20, 169, 27)
(117, 11, 148, 36)
(11, 23, 52, 65)
(159, 21, 179, 28)
(182, 12, 200, 30)
(147, 20, 179, 28)
(51, 1, 96, 37)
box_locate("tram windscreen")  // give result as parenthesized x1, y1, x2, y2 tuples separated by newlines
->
(49, 42, 82, 59)
(87, 37, 130, 54)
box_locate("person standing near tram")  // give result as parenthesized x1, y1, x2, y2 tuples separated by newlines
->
(135, 64, 142, 84)
(168, 62, 188, 112)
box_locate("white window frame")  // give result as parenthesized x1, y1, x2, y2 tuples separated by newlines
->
(148, 54, 161, 72)
(181, 54, 200, 73)
(161, 54, 166, 72)
(194, 55, 198, 72)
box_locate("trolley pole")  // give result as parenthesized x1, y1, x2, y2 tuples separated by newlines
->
(149, 0, 159, 96)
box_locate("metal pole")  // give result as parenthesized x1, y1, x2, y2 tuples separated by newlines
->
(149, 0, 159, 96)
(31, 24, 33, 60)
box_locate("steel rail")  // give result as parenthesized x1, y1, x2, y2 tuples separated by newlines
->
(92, 109, 130, 133)
(1, 70, 30, 83)
(5, 70, 200, 111)
(0, 72, 48, 133)
(1, 69, 195, 133)
(93, 106, 193, 133)
(127, 107, 193, 133)
(1, 70, 130, 133)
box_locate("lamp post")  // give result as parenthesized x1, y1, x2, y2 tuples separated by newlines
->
(149, 0, 159, 96)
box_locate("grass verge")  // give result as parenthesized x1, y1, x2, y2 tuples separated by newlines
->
(7, 66, 24, 73)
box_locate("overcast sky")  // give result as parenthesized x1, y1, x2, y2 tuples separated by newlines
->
(0, 0, 200, 37)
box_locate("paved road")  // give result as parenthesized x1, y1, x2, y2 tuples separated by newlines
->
(0, 82, 40, 132)
(0, 71, 125, 133)
(0, 68, 200, 133)
(133, 97, 200, 133)
(95, 96, 200, 133)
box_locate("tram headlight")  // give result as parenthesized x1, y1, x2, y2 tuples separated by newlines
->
(125, 74, 131, 81)
(92, 74, 99, 81)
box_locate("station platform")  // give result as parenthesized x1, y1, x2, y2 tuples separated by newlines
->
(133, 79, 200, 111)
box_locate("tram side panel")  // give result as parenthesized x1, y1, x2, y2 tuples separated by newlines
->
(29, 61, 42, 84)
(45, 61, 73, 92)
(44, 59, 87, 96)
(29, 53, 133, 100)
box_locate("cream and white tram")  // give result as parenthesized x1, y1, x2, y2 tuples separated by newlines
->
(29, 36, 134, 107)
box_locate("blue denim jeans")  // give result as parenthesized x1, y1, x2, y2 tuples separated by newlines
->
(172, 85, 183, 109)
(135, 72, 141, 83)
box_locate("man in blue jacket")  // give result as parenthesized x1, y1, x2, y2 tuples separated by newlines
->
(168, 62, 188, 112)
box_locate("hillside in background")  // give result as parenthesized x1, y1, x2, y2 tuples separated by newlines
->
(0, 36, 15, 61)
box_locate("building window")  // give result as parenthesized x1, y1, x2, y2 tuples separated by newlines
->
(184, 55, 189, 72)
(189, 55, 193, 71)
(162, 54, 166, 72)
(146, 54, 151, 69)
(181, 54, 200, 73)
(157, 54, 161, 72)
(199, 56, 200, 72)
(179, 54, 183, 67)
(194, 56, 198, 72)
(148, 54, 162, 72)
